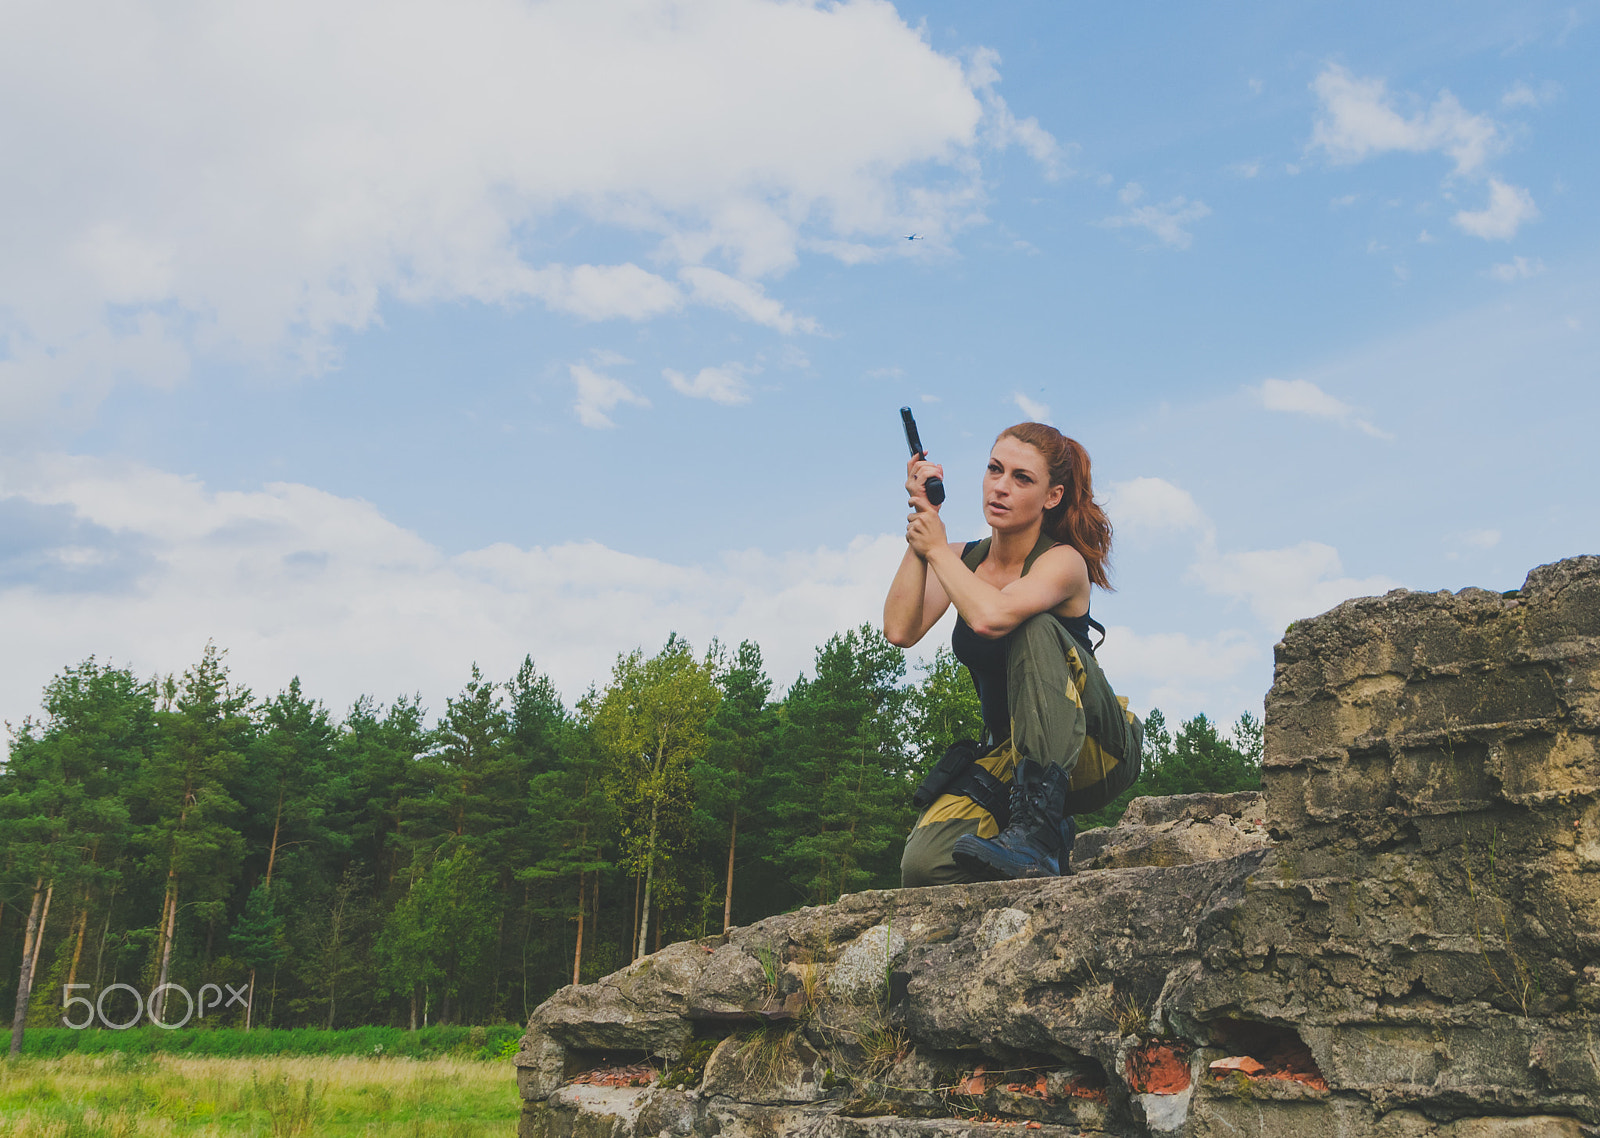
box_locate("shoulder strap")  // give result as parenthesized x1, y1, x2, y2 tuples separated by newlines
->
(1020, 531, 1058, 577)
(1021, 535, 1110, 648)
(962, 534, 1105, 646)
(963, 535, 1058, 575)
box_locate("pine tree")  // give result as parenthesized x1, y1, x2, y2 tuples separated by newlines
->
(692, 640, 775, 932)
(135, 645, 252, 1023)
(230, 882, 287, 1028)
(769, 626, 913, 905)
(523, 719, 614, 988)
(904, 646, 984, 774)
(294, 864, 374, 1029)
(3, 659, 150, 1054)
(501, 658, 576, 1010)
(1077, 708, 1264, 830)
(238, 677, 338, 1027)
(428, 666, 516, 850)
(342, 694, 430, 891)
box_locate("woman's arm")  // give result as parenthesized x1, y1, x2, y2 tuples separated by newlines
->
(905, 502, 1089, 639)
(884, 454, 958, 647)
(925, 543, 1088, 638)
(883, 542, 962, 647)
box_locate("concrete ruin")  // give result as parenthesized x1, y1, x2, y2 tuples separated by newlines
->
(514, 555, 1600, 1137)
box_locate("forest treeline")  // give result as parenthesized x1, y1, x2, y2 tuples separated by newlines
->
(2, 628, 1262, 1046)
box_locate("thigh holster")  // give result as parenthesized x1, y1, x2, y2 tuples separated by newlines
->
(913, 740, 1013, 830)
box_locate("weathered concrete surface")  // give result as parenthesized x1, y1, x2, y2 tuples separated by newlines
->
(516, 556, 1600, 1137)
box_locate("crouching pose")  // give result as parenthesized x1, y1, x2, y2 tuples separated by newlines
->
(884, 423, 1143, 886)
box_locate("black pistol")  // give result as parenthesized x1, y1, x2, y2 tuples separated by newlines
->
(900, 407, 946, 506)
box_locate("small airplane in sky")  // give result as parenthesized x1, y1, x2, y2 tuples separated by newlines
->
(903, 233, 922, 241)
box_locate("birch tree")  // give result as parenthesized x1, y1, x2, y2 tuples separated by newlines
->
(586, 636, 719, 961)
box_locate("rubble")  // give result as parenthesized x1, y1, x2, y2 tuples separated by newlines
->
(514, 556, 1600, 1137)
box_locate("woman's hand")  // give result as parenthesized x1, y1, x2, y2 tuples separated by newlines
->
(885, 454, 955, 647)
(904, 454, 944, 513)
(906, 501, 948, 557)
(905, 453, 948, 557)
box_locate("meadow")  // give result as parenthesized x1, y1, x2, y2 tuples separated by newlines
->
(0, 1050, 517, 1137)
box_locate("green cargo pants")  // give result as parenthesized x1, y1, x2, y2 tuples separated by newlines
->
(900, 613, 1142, 887)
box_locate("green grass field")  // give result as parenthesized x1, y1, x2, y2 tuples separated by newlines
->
(0, 1052, 518, 1136)
(16, 1025, 524, 1061)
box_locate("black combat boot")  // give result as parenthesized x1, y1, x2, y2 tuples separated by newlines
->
(950, 759, 1075, 880)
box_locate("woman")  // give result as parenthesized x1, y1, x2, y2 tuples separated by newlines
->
(884, 422, 1142, 886)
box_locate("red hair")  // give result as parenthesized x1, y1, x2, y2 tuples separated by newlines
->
(997, 422, 1113, 590)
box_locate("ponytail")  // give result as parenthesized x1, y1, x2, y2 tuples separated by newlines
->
(998, 422, 1113, 590)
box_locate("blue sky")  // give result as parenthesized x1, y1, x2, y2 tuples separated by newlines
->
(2, 0, 1596, 740)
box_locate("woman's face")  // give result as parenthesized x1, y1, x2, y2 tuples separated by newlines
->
(983, 436, 1064, 532)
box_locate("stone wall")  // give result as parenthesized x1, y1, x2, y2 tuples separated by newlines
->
(513, 556, 1600, 1137)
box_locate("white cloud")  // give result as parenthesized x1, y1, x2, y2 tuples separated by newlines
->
(0, 456, 912, 733)
(1094, 626, 1261, 721)
(1501, 80, 1560, 110)
(1488, 256, 1545, 282)
(964, 47, 1070, 180)
(1453, 179, 1539, 241)
(1189, 541, 1400, 634)
(995, 111, 1070, 179)
(0, 456, 1413, 743)
(0, 0, 1055, 421)
(571, 363, 649, 429)
(1101, 183, 1210, 250)
(775, 344, 811, 371)
(527, 263, 685, 322)
(679, 267, 819, 335)
(1309, 64, 1500, 174)
(1104, 474, 1399, 642)
(1011, 392, 1051, 422)
(1105, 478, 1209, 539)
(663, 362, 756, 405)
(1255, 376, 1357, 424)
(1253, 377, 1393, 440)
(1104, 473, 1397, 643)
